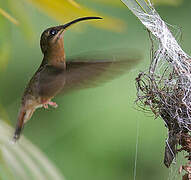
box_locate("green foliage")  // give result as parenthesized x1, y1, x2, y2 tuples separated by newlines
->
(0, 120, 64, 180)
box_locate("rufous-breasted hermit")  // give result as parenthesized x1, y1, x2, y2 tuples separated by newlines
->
(13, 16, 140, 141)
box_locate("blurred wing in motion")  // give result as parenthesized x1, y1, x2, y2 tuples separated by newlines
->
(37, 65, 66, 98)
(62, 51, 141, 94)
(37, 50, 141, 97)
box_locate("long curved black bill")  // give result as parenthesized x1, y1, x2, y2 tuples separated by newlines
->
(60, 17, 102, 30)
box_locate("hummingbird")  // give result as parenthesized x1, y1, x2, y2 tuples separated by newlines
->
(13, 16, 140, 141)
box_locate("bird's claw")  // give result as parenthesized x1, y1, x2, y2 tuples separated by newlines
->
(48, 101, 58, 108)
(43, 101, 58, 109)
(43, 104, 49, 109)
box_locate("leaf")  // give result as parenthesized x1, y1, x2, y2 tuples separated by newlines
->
(24, 0, 125, 32)
(0, 150, 14, 180)
(0, 120, 65, 180)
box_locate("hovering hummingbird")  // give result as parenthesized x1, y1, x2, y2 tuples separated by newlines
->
(13, 16, 140, 141)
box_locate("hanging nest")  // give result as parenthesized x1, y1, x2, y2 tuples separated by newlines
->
(121, 0, 191, 179)
(135, 33, 191, 178)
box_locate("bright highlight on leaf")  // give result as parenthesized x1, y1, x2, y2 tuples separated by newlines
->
(0, 8, 19, 25)
(0, 120, 65, 180)
(26, 0, 125, 32)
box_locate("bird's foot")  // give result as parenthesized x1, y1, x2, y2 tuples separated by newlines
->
(43, 101, 58, 109)
(43, 104, 49, 109)
(48, 101, 58, 108)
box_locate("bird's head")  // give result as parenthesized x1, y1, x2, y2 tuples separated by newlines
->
(40, 17, 102, 55)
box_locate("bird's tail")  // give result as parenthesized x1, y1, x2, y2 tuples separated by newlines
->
(13, 107, 35, 142)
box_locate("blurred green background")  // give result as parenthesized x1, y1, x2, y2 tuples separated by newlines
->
(0, 0, 190, 179)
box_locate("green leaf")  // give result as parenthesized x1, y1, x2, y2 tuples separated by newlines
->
(0, 120, 65, 180)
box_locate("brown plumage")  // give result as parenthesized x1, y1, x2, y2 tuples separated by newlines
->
(13, 17, 140, 141)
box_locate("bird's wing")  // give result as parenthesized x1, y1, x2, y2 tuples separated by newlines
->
(62, 53, 141, 94)
(34, 51, 141, 97)
(37, 65, 65, 98)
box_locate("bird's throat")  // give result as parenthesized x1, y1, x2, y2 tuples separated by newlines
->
(43, 47, 66, 68)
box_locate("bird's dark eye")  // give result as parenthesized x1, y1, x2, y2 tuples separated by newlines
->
(49, 29, 57, 36)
